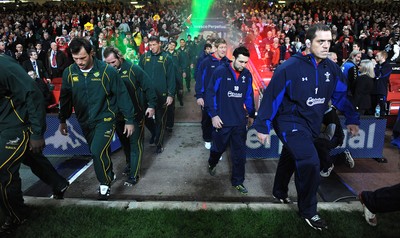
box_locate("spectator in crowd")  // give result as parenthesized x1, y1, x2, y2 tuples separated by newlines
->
(195, 38, 229, 150)
(206, 46, 255, 195)
(23, 49, 50, 82)
(58, 38, 135, 200)
(328, 52, 338, 64)
(359, 183, 400, 227)
(139, 36, 175, 154)
(139, 35, 149, 55)
(335, 36, 351, 63)
(352, 59, 375, 115)
(27, 70, 52, 109)
(341, 50, 362, 95)
(0, 41, 12, 56)
(254, 24, 359, 231)
(13, 43, 28, 64)
(103, 46, 157, 186)
(385, 38, 400, 62)
(280, 36, 295, 64)
(35, 42, 47, 63)
(46, 42, 68, 79)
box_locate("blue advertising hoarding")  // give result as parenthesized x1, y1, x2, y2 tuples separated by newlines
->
(246, 117, 386, 159)
(43, 114, 121, 156)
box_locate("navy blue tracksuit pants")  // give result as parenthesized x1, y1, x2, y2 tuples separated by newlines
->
(208, 125, 247, 186)
(272, 129, 320, 219)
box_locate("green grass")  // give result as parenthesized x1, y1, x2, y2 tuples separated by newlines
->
(5, 206, 400, 238)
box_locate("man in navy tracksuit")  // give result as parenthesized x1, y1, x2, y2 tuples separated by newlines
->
(205, 46, 255, 195)
(195, 38, 229, 149)
(254, 24, 360, 230)
(372, 50, 392, 117)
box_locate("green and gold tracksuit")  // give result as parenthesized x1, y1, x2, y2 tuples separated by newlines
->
(115, 60, 157, 179)
(0, 55, 46, 223)
(166, 49, 183, 129)
(178, 46, 191, 91)
(139, 50, 175, 149)
(59, 58, 135, 186)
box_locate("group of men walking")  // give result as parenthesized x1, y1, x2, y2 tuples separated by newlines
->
(3, 23, 399, 236)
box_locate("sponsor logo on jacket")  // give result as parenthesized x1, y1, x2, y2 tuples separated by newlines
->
(306, 97, 325, 106)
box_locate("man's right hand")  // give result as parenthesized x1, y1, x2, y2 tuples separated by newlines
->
(257, 132, 270, 145)
(212, 116, 223, 129)
(29, 138, 45, 154)
(59, 123, 68, 136)
(196, 98, 204, 107)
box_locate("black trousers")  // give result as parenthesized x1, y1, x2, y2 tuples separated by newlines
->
(361, 183, 400, 213)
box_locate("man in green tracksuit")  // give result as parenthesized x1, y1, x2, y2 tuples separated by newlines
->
(0, 55, 46, 234)
(103, 46, 157, 186)
(178, 38, 191, 92)
(139, 36, 175, 153)
(58, 38, 135, 200)
(166, 40, 184, 132)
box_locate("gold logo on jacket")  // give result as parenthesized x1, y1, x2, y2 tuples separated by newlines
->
(93, 72, 100, 77)
(104, 117, 112, 122)
(72, 76, 79, 82)
(122, 70, 128, 75)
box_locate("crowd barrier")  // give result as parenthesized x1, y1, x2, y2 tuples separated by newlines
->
(43, 114, 385, 159)
(247, 116, 386, 159)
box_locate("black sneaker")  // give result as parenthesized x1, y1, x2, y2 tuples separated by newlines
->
(208, 164, 216, 176)
(273, 196, 292, 204)
(0, 217, 27, 235)
(304, 215, 328, 231)
(233, 184, 248, 195)
(53, 182, 70, 199)
(98, 185, 110, 201)
(156, 146, 164, 154)
(124, 176, 139, 186)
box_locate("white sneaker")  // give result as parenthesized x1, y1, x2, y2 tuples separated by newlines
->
(204, 142, 211, 150)
(320, 164, 334, 177)
(98, 185, 110, 200)
(219, 156, 223, 161)
(362, 204, 377, 226)
(344, 149, 355, 168)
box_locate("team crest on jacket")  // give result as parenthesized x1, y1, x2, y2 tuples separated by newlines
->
(242, 76, 246, 83)
(122, 70, 128, 75)
(72, 76, 79, 82)
(159, 56, 163, 60)
(94, 72, 100, 77)
(6, 137, 20, 146)
(324, 72, 330, 82)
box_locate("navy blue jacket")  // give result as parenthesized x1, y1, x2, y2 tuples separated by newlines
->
(254, 53, 360, 138)
(195, 54, 229, 99)
(373, 60, 392, 95)
(205, 62, 255, 127)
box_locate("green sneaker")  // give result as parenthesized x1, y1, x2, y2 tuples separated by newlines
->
(208, 164, 216, 176)
(233, 184, 248, 195)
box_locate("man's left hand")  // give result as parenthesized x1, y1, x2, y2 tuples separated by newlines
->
(145, 108, 155, 118)
(124, 124, 135, 137)
(165, 96, 174, 106)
